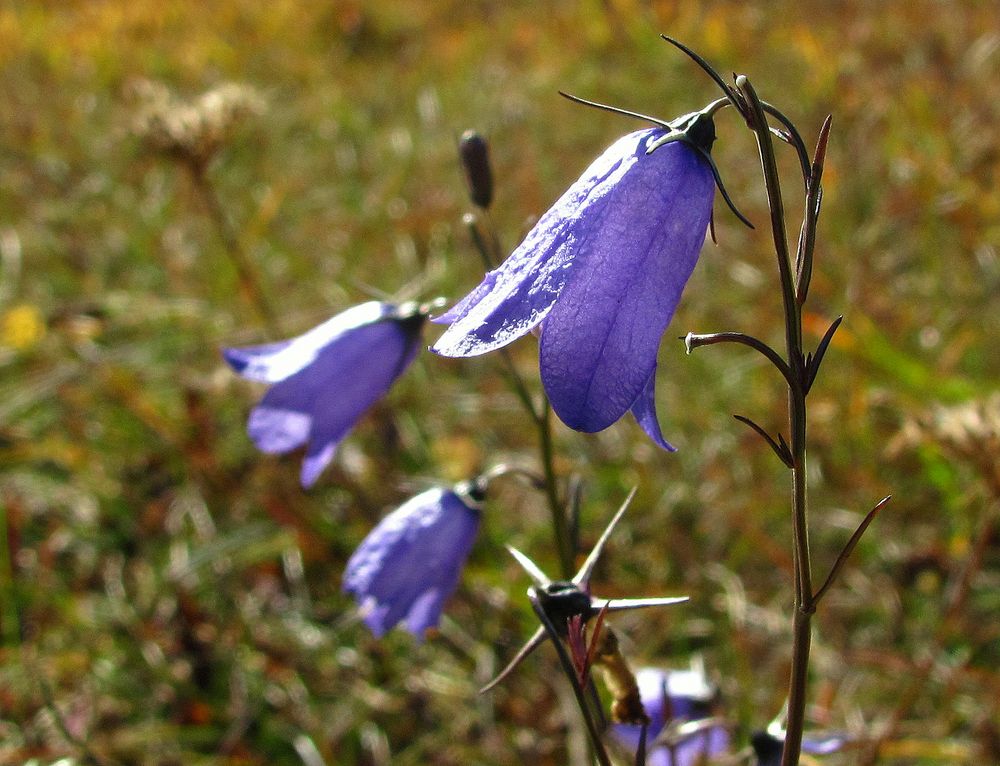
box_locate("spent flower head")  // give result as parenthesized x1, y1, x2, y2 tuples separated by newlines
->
(131, 79, 265, 169)
(482, 489, 687, 692)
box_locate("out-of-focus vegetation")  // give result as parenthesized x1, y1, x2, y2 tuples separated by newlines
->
(1, 1, 998, 764)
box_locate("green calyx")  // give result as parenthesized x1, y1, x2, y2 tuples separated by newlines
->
(647, 101, 753, 230)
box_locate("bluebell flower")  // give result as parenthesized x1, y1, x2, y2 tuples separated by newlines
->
(224, 301, 427, 488)
(432, 124, 716, 448)
(342, 485, 481, 638)
(611, 665, 730, 766)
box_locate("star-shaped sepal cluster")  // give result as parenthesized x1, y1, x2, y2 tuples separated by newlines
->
(481, 489, 687, 693)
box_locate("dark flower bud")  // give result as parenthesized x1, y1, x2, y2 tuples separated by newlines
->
(459, 130, 494, 209)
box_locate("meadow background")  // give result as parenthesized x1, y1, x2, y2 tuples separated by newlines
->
(1, 1, 999, 764)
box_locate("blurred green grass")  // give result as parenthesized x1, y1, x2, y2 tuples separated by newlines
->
(1, 1, 998, 764)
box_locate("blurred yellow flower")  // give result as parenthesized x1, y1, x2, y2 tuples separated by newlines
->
(1, 303, 45, 350)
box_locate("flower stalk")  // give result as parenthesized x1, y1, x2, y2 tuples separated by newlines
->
(187, 160, 281, 335)
(675, 53, 887, 762)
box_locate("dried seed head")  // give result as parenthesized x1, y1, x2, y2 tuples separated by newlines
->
(131, 80, 265, 168)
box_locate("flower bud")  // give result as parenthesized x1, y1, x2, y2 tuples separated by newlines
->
(459, 130, 494, 209)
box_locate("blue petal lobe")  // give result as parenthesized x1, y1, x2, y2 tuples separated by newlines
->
(629, 366, 676, 452)
(247, 406, 311, 453)
(223, 302, 393, 383)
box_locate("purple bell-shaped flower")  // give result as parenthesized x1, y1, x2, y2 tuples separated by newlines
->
(433, 117, 718, 449)
(343, 485, 482, 638)
(224, 301, 428, 488)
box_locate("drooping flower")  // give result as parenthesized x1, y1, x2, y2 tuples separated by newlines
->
(224, 301, 428, 488)
(433, 112, 720, 448)
(343, 485, 482, 638)
(611, 665, 731, 766)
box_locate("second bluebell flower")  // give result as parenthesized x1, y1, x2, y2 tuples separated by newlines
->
(432, 125, 716, 448)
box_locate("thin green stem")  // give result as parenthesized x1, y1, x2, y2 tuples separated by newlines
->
(540, 399, 574, 579)
(498, 348, 542, 422)
(186, 161, 281, 335)
(736, 76, 802, 363)
(0, 498, 19, 646)
(789, 391, 813, 609)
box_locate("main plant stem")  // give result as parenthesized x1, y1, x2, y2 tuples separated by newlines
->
(784, 387, 813, 766)
(737, 75, 814, 766)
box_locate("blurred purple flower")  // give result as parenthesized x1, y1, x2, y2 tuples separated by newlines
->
(432, 128, 715, 448)
(611, 666, 730, 766)
(343, 486, 481, 638)
(751, 726, 852, 766)
(224, 301, 426, 488)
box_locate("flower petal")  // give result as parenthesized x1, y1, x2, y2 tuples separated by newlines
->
(247, 405, 311, 453)
(629, 365, 676, 452)
(301, 440, 338, 489)
(223, 301, 392, 382)
(539, 138, 713, 433)
(432, 131, 653, 357)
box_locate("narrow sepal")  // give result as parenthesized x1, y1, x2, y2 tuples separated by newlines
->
(479, 626, 548, 694)
(659, 35, 746, 115)
(558, 91, 671, 128)
(574, 487, 638, 586)
(506, 545, 551, 588)
(702, 149, 753, 229)
(601, 596, 689, 612)
(734, 414, 794, 467)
